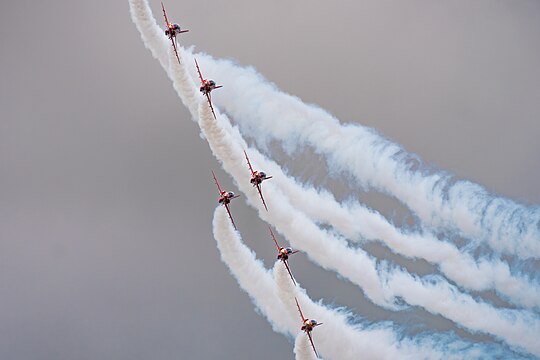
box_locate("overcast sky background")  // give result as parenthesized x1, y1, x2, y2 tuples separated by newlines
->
(1, 0, 539, 359)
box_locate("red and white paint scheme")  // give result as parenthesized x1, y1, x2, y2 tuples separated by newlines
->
(195, 59, 223, 119)
(244, 150, 273, 211)
(212, 171, 240, 229)
(161, 2, 188, 64)
(270, 227, 298, 285)
(295, 298, 323, 358)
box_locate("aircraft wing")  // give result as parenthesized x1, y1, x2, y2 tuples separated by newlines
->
(225, 203, 237, 230)
(161, 2, 170, 27)
(269, 227, 281, 251)
(244, 150, 255, 175)
(194, 58, 205, 83)
(206, 92, 217, 119)
(256, 183, 268, 211)
(212, 170, 223, 195)
(170, 37, 181, 64)
(295, 297, 306, 322)
(283, 260, 296, 286)
(307, 331, 319, 358)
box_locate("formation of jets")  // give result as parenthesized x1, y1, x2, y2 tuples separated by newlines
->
(211, 157, 322, 356)
(162, 3, 221, 119)
(160, 3, 323, 357)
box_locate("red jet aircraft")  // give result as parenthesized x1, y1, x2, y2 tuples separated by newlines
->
(195, 59, 223, 119)
(244, 150, 273, 211)
(212, 171, 239, 229)
(295, 298, 323, 358)
(161, 2, 188, 64)
(269, 227, 298, 285)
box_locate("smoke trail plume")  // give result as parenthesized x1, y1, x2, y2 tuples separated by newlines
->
(130, 1, 539, 356)
(184, 51, 540, 310)
(213, 206, 401, 359)
(129, 0, 199, 118)
(163, 21, 540, 356)
(194, 84, 540, 355)
(294, 334, 319, 360)
(129, 2, 540, 313)
(165, 40, 540, 311)
(274, 262, 397, 360)
(163, 38, 540, 353)
(129, 4, 540, 264)
(274, 260, 523, 359)
(242, 148, 540, 310)
(189, 53, 540, 260)
(129, 0, 169, 70)
(215, 206, 515, 359)
(212, 206, 293, 335)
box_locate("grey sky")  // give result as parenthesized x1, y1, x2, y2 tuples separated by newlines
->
(1, 0, 539, 359)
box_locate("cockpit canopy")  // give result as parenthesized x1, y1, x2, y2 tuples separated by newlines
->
(209, 80, 216, 86)
(259, 171, 266, 178)
(227, 191, 235, 198)
(285, 247, 293, 254)
(310, 319, 318, 326)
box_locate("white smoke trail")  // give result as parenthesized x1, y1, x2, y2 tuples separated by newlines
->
(274, 261, 522, 360)
(215, 206, 517, 359)
(274, 262, 397, 360)
(212, 206, 292, 336)
(129, 0, 170, 70)
(160, 37, 539, 310)
(213, 207, 388, 358)
(186, 54, 540, 310)
(294, 333, 319, 360)
(168, 42, 540, 354)
(189, 53, 540, 260)
(212, 206, 402, 359)
(384, 270, 540, 356)
(128, 0, 540, 313)
(129, 0, 200, 119)
(195, 95, 387, 306)
(193, 82, 540, 356)
(243, 147, 540, 310)
(167, 48, 199, 119)
(129, 0, 540, 355)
